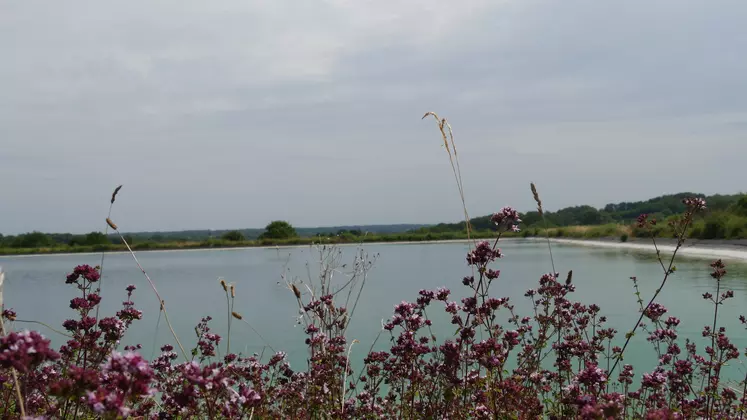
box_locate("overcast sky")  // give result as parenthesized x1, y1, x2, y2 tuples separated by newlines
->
(1, 1, 746, 234)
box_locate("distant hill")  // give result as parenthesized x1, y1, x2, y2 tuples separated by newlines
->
(419, 192, 745, 233)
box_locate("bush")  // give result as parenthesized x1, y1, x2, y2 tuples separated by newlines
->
(702, 213, 728, 239)
(725, 216, 747, 239)
(689, 220, 705, 239)
(620, 233, 628, 242)
(259, 221, 298, 240)
(730, 194, 747, 217)
(221, 230, 245, 242)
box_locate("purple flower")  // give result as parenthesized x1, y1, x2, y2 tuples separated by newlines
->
(710, 259, 726, 279)
(1, 308, 17, 321)
(466, 241, 502, 266)
(643, 302, 667, 322)
(491, 207, 522, 231)
(636, 213, 656, 228)
(67, 264, 101, 284)
(641, 367, 667, 389)
(435, 287, 450, 301)
(682, 197, 707, 211)
(69, 297, 90, 310)
(0, 330, 59, 372)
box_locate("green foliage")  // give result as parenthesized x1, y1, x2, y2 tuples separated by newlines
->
(2, 191, 745, 256)
(259, 221, 298, 240)
(9, 231, 56, 248)
(620, 233, 628, 242)
(701, 213, 728, 239)
(725, 216, 747, 239)
(221, 230, 246, 242)
(421, 192, 744, 234)
(729, 195, 747, 217)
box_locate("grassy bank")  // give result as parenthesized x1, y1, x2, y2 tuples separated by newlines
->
(0, 230, 523, 256)
(4, 213, 747, 255)
(523, 212, 747, 242)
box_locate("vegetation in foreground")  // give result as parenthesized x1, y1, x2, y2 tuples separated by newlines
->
(2, 115, 746, 418)
(2, 188, 746, 418)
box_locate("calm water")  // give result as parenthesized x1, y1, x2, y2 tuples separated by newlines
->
(2, 240, 747, 379)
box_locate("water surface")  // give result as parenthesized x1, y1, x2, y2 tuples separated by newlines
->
(2, 240, 746, 380)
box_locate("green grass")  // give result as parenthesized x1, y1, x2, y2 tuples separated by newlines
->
(537, 224, 631, 239)
(0, 230, 526, 256)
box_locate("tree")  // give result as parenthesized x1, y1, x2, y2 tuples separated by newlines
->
(730, 195, 747, 217)
(84, 232, 110, 245)
(11, 232, 55, 248)
(221, 230, 245, 241)
(260, 221, 298, 240)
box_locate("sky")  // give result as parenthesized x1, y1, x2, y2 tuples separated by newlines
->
(1, 0, 746, 234)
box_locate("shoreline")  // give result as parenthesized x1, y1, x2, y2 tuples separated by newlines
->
(546, 238, 747, 262)
(2, 236, 747, 261)
(0, 238, 480, 259)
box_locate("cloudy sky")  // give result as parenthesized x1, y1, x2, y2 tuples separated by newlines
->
(1, 0, 746, 234)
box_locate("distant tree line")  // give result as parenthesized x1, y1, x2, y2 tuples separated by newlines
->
(3, 193, 747, 249)
(0, 231, 115, 249)
(420, 192, 747, 238)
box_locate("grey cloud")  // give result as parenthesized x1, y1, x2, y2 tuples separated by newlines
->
(1, 0, 746, 234)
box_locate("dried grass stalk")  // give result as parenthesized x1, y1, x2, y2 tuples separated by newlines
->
(530, 182, 556, 274)
(111, 185, 123, 204)
(0, 270, 26, 417)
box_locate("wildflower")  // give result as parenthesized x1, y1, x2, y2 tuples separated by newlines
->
(69, 297, 90, 310)
(636, 213, 656, 228)
(682, 197, 707, 211)
(86, 293, 102, 306)
(1, 308, 17, 321)
(490, 207, 522, 231)
(710, 259, 726, 279)
(435, 287, 450, 301)
(466, 241, 502, 266)
(643, 302, 668, 322)
(575, 363, 607, 388)
(0, 330, 59, 372)
(67, 264, 101, 283)
(641, 367, 667, 389)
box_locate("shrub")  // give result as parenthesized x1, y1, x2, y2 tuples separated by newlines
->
(221, 230, 245, 241)
(689, 220, 705, 239)
(725, 215, 747, 239)
(702, 213, 728, 239)
(730, 194, 747, 217)
(620, 233, 628, 242)
(259, 221, 298, 240)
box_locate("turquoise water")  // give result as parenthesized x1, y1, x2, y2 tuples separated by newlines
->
(2, 240, 747, 381)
